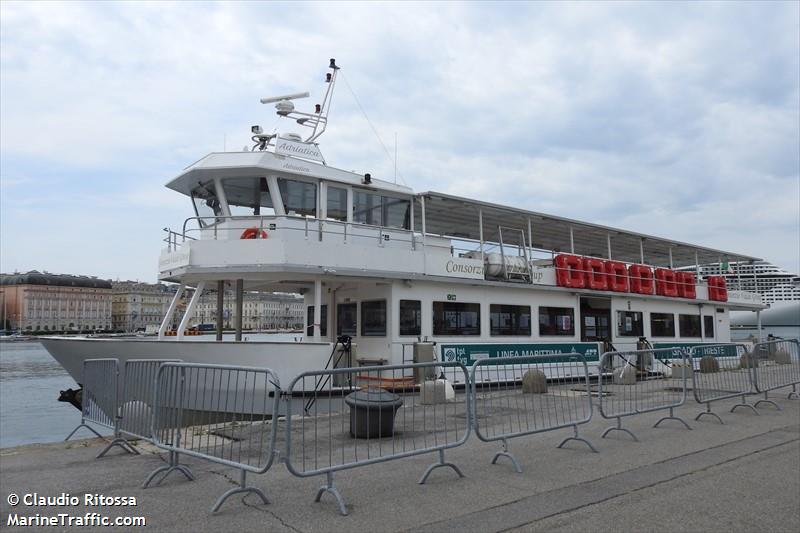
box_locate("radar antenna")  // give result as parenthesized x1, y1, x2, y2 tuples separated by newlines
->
(256, 58, 340, 148)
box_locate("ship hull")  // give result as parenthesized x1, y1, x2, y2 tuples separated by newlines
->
(39, 336, 334, 392)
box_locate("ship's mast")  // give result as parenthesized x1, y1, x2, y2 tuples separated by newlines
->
(251, 58, 340, 151)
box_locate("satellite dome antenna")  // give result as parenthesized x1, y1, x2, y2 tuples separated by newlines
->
(251, 58, 341, 151)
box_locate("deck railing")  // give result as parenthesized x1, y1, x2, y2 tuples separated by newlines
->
(163, 215, 422, 253)
(161, 217, 762, 303)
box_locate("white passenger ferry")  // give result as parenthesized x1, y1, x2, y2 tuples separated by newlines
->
(42, 59, 766, 390)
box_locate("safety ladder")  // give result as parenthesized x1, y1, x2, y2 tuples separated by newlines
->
(498, 226, 532, 282)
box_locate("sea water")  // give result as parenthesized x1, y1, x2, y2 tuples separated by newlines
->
(0, 334, 305, 448)
(0, 342, 88, 448)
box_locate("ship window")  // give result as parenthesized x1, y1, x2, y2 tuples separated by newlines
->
(539, 307, 575, 336)
(704, 316, 714, 338)
(278, 178, 317, 217)
(191, 183, 222, 226)
(353, 190, 383, 226)
(490, 304, 531, 336)
(326, 186, 348, 221)
(222, 177, 274, 216)
(337, 303, 357, 336)
(616, 311, 643, 337)
(353, 190, 411, 229)
(650, 312, 675, 337)
(679, 314, 701, 337)
(433, 302, 480, 336)
(361, 300, 387, 337)
(399, 300, 421, 336)
(384, 197, 410, 229)
(306, 305, 327, 337)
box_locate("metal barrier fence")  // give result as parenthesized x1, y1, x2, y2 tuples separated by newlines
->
(597, 348, 691, 442)
(119, 359, 181, 442)
(148, 363, 282, 513)
(63, 344, 799, 517)
(64, 358, 138, 458)
(690, 344, 756, 423)
(751, 339, 800, 408)
(284, 361, 471, 516)
(470, 354, 596, 474)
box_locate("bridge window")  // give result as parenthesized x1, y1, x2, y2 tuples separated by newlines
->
(361, 300, 387, 337)
(616, 310, 643, 337)
(650, 312, 675, 337)
(433, 302, 480, 336)
(337, 303, 357, 336)
(384, 197, 410, 229)
(490, 304, 531, 336)
(354, 190, 383, 226)
(278, 178, 316, 217)
(327, 186, 348, 221)
(399, 300, 421, 336)
(222, 177, 274, 216)
(191, 183, 222, 225)
(353, 190, 410, 229)
(539, 307, 575, 336)
(679, 314, 701, 337)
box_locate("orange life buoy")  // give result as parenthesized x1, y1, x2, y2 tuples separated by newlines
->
(655, 268, 679, 297)
(604, 260, 629, 292)
(240, 227, 268, 240)
(708, 275, 728, 302)
(584, 257, 608, 291)
(554, 254, 586, 289)
(676, 271, 696, 299)
(629, 264, 654, 295)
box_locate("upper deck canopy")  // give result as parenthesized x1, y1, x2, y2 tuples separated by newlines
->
(415, 191, 760, 268)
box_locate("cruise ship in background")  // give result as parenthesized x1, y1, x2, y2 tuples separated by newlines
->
(679, 260, 800, 304)
(685, 260, 800, 341)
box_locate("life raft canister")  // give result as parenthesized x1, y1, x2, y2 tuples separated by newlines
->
(604, 260, 629, 292)
(707, 275, 728, 302)
(240, 227, 268, 240)
(655, 268, 679, 297)
(554, 254, 586, 289)
(676, 271, 696, 299)
(584, 257, 608, 291)
(628, 264, 654, 294)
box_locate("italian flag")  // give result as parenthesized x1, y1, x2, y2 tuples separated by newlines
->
(721, 260, 734, 274)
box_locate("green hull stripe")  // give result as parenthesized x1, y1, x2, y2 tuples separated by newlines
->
(440, 342, 601, 366)
(653, 342, 739, 358)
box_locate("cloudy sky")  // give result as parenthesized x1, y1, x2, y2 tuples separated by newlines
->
(1, 1, 798, 282)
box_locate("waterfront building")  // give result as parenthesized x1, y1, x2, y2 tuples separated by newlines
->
(0, 271, 112, 332)
(679, 260, 800, 305)
(111, 281, 186, 332)
(193, 289, 304, 331)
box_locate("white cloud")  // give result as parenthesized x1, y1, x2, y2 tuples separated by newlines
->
(1, 0, 798, 280)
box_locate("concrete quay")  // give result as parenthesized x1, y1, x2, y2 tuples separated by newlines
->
(1, 394, 798, 532)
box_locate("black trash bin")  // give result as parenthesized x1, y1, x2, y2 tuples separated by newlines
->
(344, 388, 403, 438)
